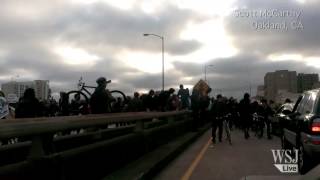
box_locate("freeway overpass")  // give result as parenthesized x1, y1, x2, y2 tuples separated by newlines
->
(0, 111, 319, 179)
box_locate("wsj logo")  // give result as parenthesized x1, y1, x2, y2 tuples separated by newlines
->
(271, 149, 298, 173)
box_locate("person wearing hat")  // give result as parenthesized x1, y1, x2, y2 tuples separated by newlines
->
(90, 77, 114, 114)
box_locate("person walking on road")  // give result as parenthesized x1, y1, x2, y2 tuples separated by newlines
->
(260, 99, 274, 139)
(239, 93, 252, 139)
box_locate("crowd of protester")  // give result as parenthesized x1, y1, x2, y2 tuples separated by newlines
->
(0, 77, 291, 146)
(0, 82, 194, 119)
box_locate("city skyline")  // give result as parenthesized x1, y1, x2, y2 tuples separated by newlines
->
(0, 0, 320, 98)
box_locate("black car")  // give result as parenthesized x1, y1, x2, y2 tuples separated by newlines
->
(281, 89, 320, 174)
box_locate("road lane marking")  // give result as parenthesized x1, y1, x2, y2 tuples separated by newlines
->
(181, 138, 211, 180)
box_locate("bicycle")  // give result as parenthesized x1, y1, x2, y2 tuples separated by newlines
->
(67, 77, 127, 113)
(223, 113, 232, 145)
(215, 114, 232, 145)
(252, 112, 264, 138)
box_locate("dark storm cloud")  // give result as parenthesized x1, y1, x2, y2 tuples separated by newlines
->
(0, 1, 205, 94)
(224, 0, 320, 56)
(173, 53, 320, 98)
(120, 69, 183, 92)
(54, 2, 204, 55)
(1, 0, 320, 99)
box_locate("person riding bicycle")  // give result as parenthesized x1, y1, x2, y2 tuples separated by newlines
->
(211, 94, 227, 143)
(90, 77, 115, 114)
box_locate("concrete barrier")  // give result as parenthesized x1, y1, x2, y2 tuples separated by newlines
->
(0, 111, 195, 180)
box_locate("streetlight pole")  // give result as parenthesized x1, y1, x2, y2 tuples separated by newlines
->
(143, 33, 165, 91)
(204, 64, 213, 82)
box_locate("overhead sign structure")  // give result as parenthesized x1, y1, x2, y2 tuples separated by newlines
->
(193, 79, 210, 96)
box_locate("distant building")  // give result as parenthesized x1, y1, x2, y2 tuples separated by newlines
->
(256, 85, 265, 98)
(297, 73, 319, 93)
(34, 80, 50, 101)
(264, 70, 297, 101)
(1, 80, 50, 101)
(1, 81, 34, 99)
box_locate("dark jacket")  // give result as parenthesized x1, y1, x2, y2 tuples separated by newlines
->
(144, 95, 156, 111)
(15, 97, 42, 118)
(211, 100, 227, 118)
(90, 87, 113, 114)
(239, 98, 252, 122)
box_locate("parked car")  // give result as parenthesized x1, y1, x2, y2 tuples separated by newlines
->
(281, 89, 320, 174)
(270, 102, 294, 136)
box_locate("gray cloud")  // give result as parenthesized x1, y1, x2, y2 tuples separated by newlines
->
(53, 3, 204, 55)
(0, 1, 205, 95)
(1, 0, 320, 100)
(173, 53, 320, 98)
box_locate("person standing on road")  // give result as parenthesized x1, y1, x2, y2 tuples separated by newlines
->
(239, 93, 252, 139)
(211, 94, 226, 143)
(191, 88, 201, 131)
(90, 77, 114, 114)
(260, 99, 274, 139)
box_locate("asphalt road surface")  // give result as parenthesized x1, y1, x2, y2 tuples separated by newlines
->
(154, 129, 301, 180)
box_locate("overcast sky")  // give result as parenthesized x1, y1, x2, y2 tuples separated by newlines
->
(0, 0, 319, 99)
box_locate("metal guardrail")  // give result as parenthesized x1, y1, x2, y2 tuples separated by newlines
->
(0, 110, 192, 179)
(0, 111, 189, 139)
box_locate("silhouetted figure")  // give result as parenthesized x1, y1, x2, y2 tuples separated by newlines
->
(211, 94, 226, 143)
(128, 92, 143, 112)
(15, 88, 42, 118)
(70, 93, 89, 115)
(48, 98, 59, 116)
(112, 97, 123, 113)
(158, 88, 175, 111)
(144, 89, 156, 111)
(251, 101, 261, 137)
(70, 93, 81, 115)
(227, 97, 237, 130)
(239, 93, 252, 139)
(260, 99, 273, 139)
(178, 84, 190, 110)
(199, 88, 211, 125)
(191, 89, 201, 131)
(168, 94, 180, 111)
(90, 77, 114, 114)
(59, 92, 69, 116)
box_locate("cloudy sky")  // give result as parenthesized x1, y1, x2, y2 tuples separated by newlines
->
(0, 0, 319, 99)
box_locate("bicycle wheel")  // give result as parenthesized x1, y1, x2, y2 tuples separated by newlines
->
(110, 90, 127, 101)
(67, 91, 89, 104)
(109, 90, 127, 112)
(66, 91, 89, 114)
